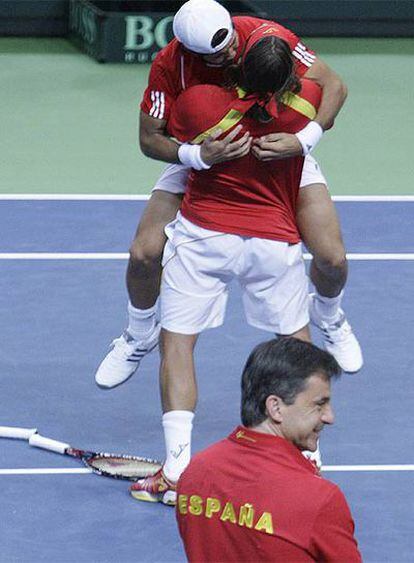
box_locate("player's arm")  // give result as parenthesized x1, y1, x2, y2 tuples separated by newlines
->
(304, 58, 347, 131)
(140, 111, 180, 163)
(140, 111, 252, 168)
(253, 30, 347, 161)
(310, 487, 362, 562)
(252, 59, 347, 161)
(141, 48, 251, 167)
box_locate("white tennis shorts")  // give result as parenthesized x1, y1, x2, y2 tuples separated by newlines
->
(152, 155, 327, 195)
(160, 213, 309, 335)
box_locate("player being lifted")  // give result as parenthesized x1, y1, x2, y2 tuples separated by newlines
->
(95, 0, 363, 390)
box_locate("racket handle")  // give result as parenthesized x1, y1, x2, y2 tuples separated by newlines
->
(29, 433, 70, 454)
(0, 426, 38, 439)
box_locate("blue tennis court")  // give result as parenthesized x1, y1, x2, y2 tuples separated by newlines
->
(1, 196, 413, 562)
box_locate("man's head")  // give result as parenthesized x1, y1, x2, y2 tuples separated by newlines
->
(240, 36, 299, 97)
(241, 338, 341, 451)
(173, 0, 237, 66)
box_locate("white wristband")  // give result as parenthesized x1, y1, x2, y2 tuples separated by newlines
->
(295, 121, 324, 155)
(178, 143, 211, 171)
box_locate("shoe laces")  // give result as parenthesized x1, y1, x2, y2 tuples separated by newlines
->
(321, 314, 353, 343)
(110, 331, 141, 359)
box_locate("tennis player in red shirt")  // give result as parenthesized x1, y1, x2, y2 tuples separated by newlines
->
(177, 338, 362, 562)
(95, 0, 363, 391)
(129, 33, 334, 504)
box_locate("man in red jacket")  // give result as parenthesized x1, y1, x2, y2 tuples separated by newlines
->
(176, 337, 362, 562)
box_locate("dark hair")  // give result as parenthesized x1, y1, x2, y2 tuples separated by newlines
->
(227, 36, 300, 99)
(241, 338, 341, 427)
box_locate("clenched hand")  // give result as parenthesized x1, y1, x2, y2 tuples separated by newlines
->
(252, 133, 303, 161)
(200, 125, 252, 166)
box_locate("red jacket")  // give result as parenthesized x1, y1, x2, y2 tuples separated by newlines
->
(177, 426, 362, 562)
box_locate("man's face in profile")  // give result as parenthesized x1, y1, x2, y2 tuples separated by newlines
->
(278, 373, 335, 452)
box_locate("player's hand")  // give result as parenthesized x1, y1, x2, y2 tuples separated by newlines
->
(252, 133, 303, 161)
(200, 125, 252, 165)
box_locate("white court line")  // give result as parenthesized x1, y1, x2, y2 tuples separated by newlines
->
(323, 465, 414, 472)
(0, 253, 413, 261)
(0, 194, 150, 201)
(0, 253, 130, 260)
(0, 468, 91, 475)
(333, 196, 414, 202)
(0, 194, 414, 202)
(0, 465, 413, 475)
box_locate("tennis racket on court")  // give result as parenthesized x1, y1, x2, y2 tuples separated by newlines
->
(0, 426, 162, 481)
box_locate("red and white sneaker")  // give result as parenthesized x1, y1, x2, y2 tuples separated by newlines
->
(130, 468, 177, 506)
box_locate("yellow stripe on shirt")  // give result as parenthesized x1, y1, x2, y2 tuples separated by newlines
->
(190, 88, 316, 144)
(280, 91, 317, 120)
(191, 109, 245, 144)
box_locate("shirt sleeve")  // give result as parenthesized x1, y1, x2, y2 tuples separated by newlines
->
(140, 52, 178, 121)
(310, 486, 363, 562)
(267, 22, 317, 77)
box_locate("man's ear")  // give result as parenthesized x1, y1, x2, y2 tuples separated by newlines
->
(265, 395, 284, 423)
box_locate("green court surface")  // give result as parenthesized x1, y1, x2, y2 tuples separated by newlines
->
(1, 37, 413, 195)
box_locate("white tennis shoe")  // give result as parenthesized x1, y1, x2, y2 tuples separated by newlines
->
(309, 293, 363, 373)
(95, 325, 161, 389)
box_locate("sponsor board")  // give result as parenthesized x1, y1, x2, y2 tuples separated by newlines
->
(69, 0, 174, 63)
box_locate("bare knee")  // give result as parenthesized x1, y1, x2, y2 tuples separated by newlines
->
(127, 190, 182, 274)
(314, 249, 347, 273)
(160, 330, 198, 361)
(129, 235, 165, 272)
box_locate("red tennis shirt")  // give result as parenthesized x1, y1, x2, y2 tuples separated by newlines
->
(167, 79, 321, 242)
(177, 426, 362, 562)
(140, 16, 316, 122)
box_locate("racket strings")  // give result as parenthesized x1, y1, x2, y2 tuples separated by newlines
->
(87, 454, 162, 479)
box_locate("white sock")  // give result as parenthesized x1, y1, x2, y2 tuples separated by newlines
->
(127, 300, 158, 341)
(314, 291, 343, 322)
(162, 410, 194, 482)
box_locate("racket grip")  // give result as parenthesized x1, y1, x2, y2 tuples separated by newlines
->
(0, 426, 38, 439)
(29, 433, 70, 454)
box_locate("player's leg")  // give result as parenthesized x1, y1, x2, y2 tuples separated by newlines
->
(297, 156, 363, 373)
(282, 324, 311, 342)
(159, 330, 199, 413)
(130, 218, 240, 504)
(159, 329, 198, 483)
(241, 237, 323, 470)
(127, 190, 183, 310)
(130, 329, 199, 506)
(94, 165, 189, 389)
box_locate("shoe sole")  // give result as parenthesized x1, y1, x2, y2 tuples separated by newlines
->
(323, 332, 363, 373)
(130, 490, 176, 506)
(96, 368, 138, 390)
(130, 490, 159, 503)
(309, 315, 363, 374)
(336, 365, 363, 374)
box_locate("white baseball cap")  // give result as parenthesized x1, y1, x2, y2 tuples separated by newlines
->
(173, 0, 233, 54)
